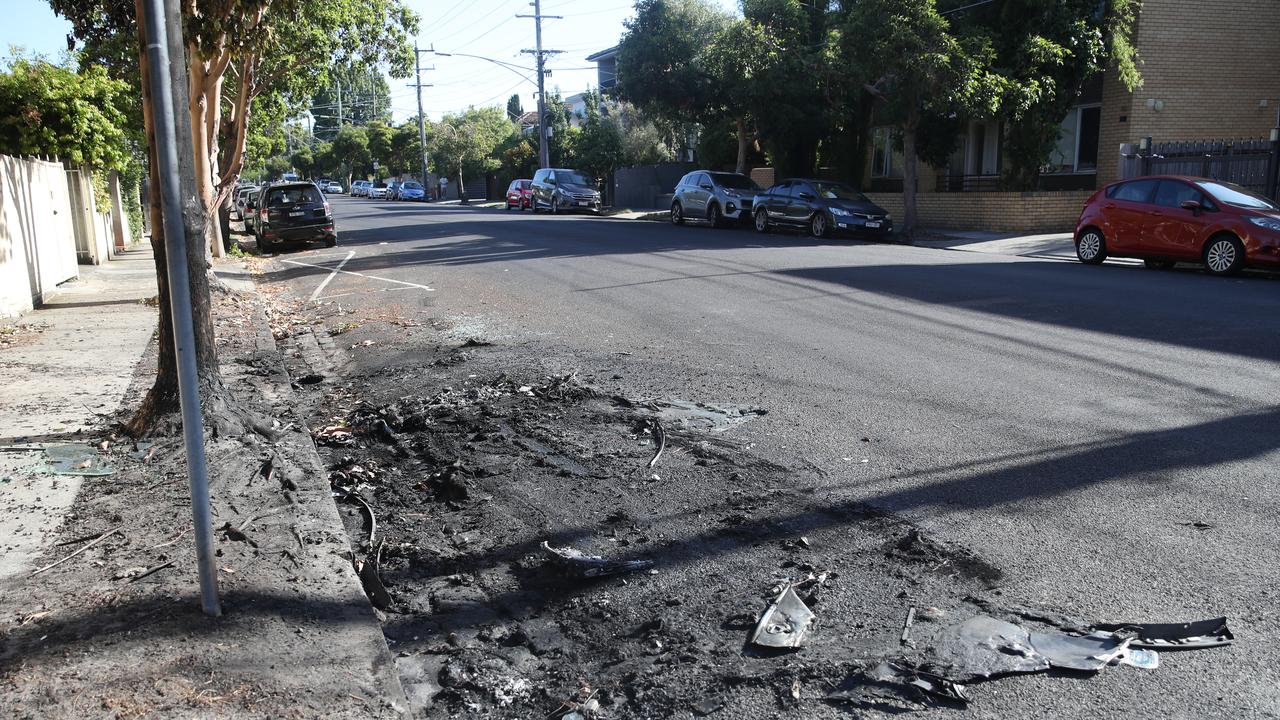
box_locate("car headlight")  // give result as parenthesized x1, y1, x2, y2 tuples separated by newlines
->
(830, 207, 852, 217)
(1249, 216, 1280, 232)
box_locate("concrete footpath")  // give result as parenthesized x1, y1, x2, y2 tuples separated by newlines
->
(0, 245, 158, 584)
(0, 250, 407, 717)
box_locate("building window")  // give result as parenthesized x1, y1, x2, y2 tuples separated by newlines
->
(1047, 104, 1101, 173)
(871, 127, 902, 178)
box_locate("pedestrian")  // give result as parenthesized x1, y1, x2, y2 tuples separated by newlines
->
(438, 176, 448, 201)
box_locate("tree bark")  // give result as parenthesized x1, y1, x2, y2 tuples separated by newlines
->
(735, 117, 749, 176)
(902, 106, 920, 238)
(127, 0, 227, 436)
(457, 166, 466, 204)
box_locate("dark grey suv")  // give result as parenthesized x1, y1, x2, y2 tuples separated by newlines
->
(671, 171, 760, 228)
(531, 168, 601, 214)
(249, 181, 337, 252)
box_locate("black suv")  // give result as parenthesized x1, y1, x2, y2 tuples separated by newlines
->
(531, 168, 601, 214)
(249, 181, 337, 251)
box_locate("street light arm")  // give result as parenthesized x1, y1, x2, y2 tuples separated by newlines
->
(434, 51, 536, 85)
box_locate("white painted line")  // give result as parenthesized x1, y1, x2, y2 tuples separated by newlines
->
(281, 255, 436, 295)
(319, 286, 420, 301)
(305, 250, 355, 303)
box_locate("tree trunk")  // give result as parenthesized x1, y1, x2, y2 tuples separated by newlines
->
(902, 107, 920, 238)
(457, 166, 466, 204)
(127, 0, 227, 436)
(735, 117, 749, 176)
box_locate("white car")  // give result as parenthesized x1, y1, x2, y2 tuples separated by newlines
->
(325, 181, 343, 194)
(368, 182, 389, 199)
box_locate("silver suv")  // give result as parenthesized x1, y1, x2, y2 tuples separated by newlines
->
(671, 171, 760, 228)
(531, 168, 601, 214)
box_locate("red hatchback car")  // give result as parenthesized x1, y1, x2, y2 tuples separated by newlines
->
(1075, 175, 1280, 275)
(505, 179, 533, 210)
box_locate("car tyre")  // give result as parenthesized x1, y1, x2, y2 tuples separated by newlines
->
(708, 202, 725, 229)
(671, 201, 684, 225)
(753, 208, 770, 234)
(257, 234, 273, 253)
(1075, 228, 1107, 265)
(810, 212, 829, 239)
(551, 197, 560, 215)
(1203, 234, 1244, 276)
(324, 236, 337, 248)
(1143, 259, 1176, 270)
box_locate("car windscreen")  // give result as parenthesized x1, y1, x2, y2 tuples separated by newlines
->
(403, 182, 422, 189)
(1199, 180, 1279, 210)
(810, 182, 867, 202)
(374, 182, 388, 188)
(558, 172, 592, 186)
(710, 173, 757, 190)
(267, 186, 322, 206)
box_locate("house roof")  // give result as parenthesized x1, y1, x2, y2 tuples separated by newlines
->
(585, 46, 618, 62)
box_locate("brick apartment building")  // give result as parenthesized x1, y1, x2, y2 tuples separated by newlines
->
(857, 0, 1280, 230)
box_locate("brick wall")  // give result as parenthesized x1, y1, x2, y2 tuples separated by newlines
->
(1097, 0, 1280, 184)
(865, 191, 1093, 233)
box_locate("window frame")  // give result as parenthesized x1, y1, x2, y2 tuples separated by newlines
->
(1111, 179, 1158, 204)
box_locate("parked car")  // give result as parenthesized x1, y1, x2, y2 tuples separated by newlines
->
(671, 171, 759, 227)
(325, 181, 343, 194)
(387, 180, 403, 200)
(231, 185, 257, 223)
(369, 181, 390, 199)
(530, 168, 601, 214)
(248, 181, 336, 252)
(317, 177, 332, 191)
(1075, 175, 1280, 276)
(506, 179, 533, 210)
(351, 180, 369, 197)
(398, 180, 425, 201)
(752, 179, 893, 238)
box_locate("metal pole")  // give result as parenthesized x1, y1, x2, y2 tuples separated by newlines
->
(415, 42, 430, 198)
(534, 0, 549, 168)
(140, 0, 221, 617)
(1266, 126, 1280, 201)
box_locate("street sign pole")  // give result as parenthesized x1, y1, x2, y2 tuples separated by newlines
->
(141, 0, 221, 617)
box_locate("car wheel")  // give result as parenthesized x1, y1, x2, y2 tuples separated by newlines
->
(257, 234, 273, 253)
(1203, 234, 1244, 276)
(1075, 228, 1107, 264)
(1143, 259, 1176, 270)
(324, 236, 337, 248)
(754, 208, 770, 234)
(810, 212, 829, 239)
(505, 201, 512, 211)
(551, 197, 559, 215)
(671, 201, 684, 225)
(708, 202, 724, 229)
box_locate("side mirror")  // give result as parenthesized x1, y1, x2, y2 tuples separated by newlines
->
(700, 183, 713, 191)
(798, 192, 815, 201)
(1180, 199, 1203, 214)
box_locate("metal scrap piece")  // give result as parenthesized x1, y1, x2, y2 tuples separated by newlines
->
(540, 541, 654, 578)
(1028, 631, 1132, 672)
(1091, 617, 1233, 650)
(827, 661, 969, 706)
(929, 615, 1049, 680)
(751, 584, 815, 649)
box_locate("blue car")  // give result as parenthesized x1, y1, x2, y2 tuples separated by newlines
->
(398, 180, 425, 201)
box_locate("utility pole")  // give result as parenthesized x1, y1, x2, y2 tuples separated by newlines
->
(518, 0, 562, 168)
(413, 42, 434, 197)
(336, 82, 343, 127)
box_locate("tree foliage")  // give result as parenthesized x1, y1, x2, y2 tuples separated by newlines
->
(0, 56, 131, 169)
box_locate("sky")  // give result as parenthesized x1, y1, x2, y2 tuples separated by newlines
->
(2, 0, 740, 122)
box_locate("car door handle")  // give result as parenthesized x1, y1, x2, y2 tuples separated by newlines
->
(1148, 211, 1163, 216)
(1104, 203, 1116, 209)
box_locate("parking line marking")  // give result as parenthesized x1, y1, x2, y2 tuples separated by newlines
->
(301, 250, 355, 302)
(281, 254, 436, 299)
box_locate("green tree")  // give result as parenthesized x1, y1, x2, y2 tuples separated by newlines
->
(573, 89, 625, 184)
(506, 93, 523, 121)
(365, 120, 394, 176)
(389, 120, 426, 178)
(616, 0, 731, 128)
(289, 145, 315, 177)
(311, 64, 393, 140)
(430, 106, 516, 202)
(330, 124, 371, 189)
(0, 56, 131, 170)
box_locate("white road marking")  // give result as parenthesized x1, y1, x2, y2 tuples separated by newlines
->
(281, 254, 436, 299)
(319, 286, 420, 301)
(302, 250, 355, 302)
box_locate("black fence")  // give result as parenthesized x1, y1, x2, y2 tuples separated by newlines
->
(613, 162, 695, 210)
(1121, 136, 1280, 198)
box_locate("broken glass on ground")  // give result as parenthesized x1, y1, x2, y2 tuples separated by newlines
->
(38, 444, 115, 476)
(541, 541, 653, 578)
(750, 584, 815, 649)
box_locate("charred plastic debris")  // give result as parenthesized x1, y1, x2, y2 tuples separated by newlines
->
(306, 368, 1234, 715)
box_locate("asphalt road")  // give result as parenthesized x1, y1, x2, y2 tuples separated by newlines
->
(264, 195, 1280, 717)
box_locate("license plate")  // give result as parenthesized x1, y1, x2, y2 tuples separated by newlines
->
(289, 211, 304, 217)
(578, 201, 590, 207)
(865, 220, 881, 228)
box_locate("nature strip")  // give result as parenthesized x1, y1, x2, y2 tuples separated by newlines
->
(30, 526, 123, 577)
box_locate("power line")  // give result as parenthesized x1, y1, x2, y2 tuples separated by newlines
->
(518, 0, 563, 168)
